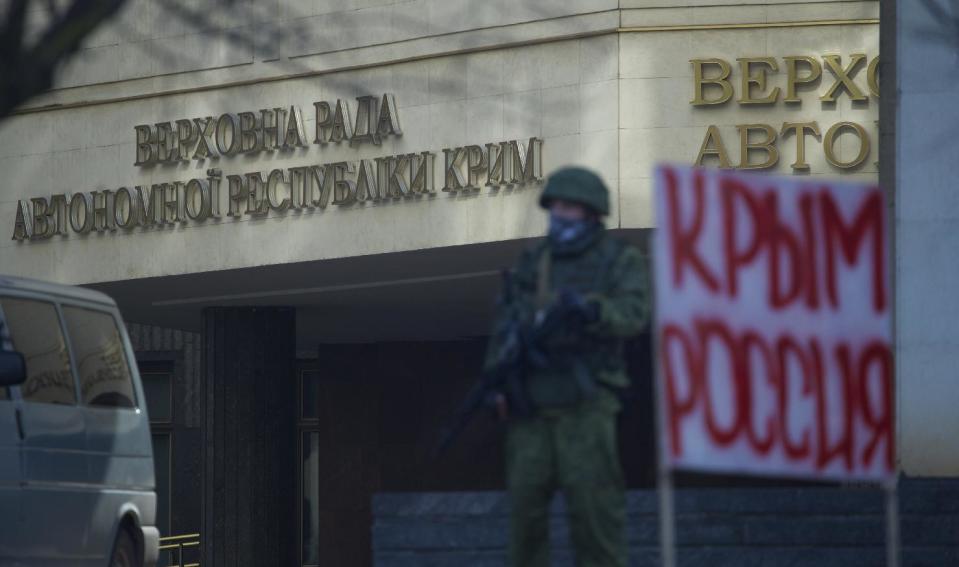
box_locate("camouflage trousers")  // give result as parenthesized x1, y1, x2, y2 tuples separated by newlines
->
(505, 403, 626, 567)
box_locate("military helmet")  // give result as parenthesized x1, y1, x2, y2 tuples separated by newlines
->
(538, 167, 610, 216)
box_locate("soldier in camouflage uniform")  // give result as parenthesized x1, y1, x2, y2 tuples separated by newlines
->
(484, 167, 650, 567)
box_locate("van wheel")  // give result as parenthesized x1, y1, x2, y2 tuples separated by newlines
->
(110, 528, 141, 567)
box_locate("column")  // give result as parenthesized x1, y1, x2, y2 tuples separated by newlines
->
(202, 307, 296, 567)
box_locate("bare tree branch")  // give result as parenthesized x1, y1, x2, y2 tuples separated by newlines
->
(0, 0, 29, 57)
(0, 0, 310, 122)
(0, 0, 126, 121)
(0, 0, 433, 124)
(43, 0, 60, 21)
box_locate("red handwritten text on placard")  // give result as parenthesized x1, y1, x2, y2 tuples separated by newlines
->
(654, 165, 894, 481)
(662, 167, 886, 313)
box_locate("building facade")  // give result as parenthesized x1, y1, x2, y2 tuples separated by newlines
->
(3, 1, 948, 565)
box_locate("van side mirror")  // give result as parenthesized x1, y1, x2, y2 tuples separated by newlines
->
(0, 351, 26, 386)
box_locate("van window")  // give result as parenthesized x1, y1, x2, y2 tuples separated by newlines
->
(0, 298, 77, 405)
(62, 306, 136, 408)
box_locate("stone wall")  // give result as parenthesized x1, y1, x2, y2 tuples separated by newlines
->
(373, 480, 959, 566)
(1, 1, 879, 285)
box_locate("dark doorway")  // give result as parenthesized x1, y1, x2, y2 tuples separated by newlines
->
(296, 335, 656, 566)
(296, 340, 500, 567)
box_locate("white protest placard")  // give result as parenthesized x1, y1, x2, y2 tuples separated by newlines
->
(652, 164, 894, 482)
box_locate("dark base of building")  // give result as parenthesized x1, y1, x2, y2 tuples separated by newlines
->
(374, 479, 959, 567)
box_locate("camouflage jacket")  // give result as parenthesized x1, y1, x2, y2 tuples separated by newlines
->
(484, 228, 651, 413)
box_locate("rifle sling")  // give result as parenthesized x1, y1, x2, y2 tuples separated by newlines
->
(535, 248, 551, 311)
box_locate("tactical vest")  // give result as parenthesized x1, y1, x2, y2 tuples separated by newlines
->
(521, 234, 627, 409)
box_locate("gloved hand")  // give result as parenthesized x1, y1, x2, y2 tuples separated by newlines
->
(493, 392, 509, 421)
(557, 288, 600, 324)
(482, 391, 510, 421)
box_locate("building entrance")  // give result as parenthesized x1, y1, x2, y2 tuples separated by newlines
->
(295, 336, 655, 567)
(296, 340, 496, 566)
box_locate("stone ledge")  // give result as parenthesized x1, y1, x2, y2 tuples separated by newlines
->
(373, 480, 959, 566)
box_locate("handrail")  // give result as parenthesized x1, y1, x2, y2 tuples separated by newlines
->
(158, 533, 200, 567)
(159, 533, 199, 543)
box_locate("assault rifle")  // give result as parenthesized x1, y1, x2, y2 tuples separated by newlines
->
(431, 271, 589, 458)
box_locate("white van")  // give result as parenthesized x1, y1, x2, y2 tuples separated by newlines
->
(0, 275, 159, 567)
